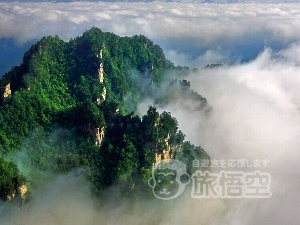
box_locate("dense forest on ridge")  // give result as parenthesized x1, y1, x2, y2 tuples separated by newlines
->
(0, 27, 209, 202)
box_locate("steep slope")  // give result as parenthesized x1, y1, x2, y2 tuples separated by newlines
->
(0, 27, 209, 200)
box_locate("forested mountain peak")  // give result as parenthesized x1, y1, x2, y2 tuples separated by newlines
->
(0, 27, 209, 201)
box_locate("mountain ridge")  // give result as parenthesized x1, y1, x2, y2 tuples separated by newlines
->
(0, 27, 209, 202)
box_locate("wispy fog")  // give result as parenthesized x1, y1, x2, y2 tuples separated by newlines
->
(138, 42, 300, 224)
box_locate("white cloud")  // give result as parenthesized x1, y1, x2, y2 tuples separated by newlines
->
(165, 47, 236, 68)
(145, 42, 300, 224)
(0, 1, 300, 64)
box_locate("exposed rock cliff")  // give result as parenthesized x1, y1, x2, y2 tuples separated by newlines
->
(98, 63, 104, 84)
(95, 127, 105, 146)
(96, 49, 106, 105)
(154, 133, 172, 164)
(96, 87, 106, 105)
(6, 184, 28, 202)
(2, 83, 11, 98)
(18, 184, 27, 200)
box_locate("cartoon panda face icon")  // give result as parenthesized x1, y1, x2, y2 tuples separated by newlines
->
(148, 159, 190, 200)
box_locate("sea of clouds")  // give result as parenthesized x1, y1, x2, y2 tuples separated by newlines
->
(0, 1, 300, 225)
(1, 1, 300, 66)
